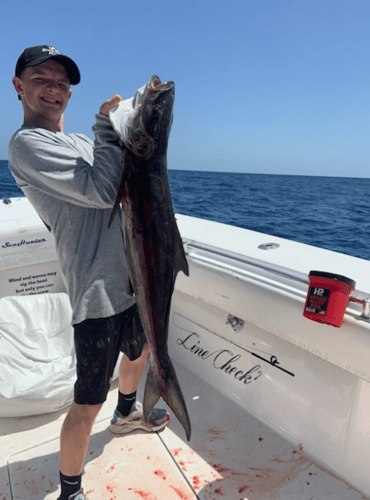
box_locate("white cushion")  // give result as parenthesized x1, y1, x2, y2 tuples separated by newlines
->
(0, 293, 75, 416)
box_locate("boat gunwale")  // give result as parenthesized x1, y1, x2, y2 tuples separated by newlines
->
(183, 238, 370, 319)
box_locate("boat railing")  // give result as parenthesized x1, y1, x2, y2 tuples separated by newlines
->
(183, 239, 370, 320)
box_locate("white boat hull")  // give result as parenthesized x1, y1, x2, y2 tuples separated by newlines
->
(0, 197, 369, 499)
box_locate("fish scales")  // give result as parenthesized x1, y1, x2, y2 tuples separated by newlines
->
(109, 75, 191, 441)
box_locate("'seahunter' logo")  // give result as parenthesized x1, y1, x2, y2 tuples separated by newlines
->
(2, 238, 46, 249)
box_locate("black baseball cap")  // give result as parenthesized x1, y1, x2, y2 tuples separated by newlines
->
(15, 45, 80, 85)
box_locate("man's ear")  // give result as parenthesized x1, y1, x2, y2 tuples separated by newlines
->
(12, 76, 24, 100)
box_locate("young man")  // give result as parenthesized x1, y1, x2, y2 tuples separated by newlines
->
(9, 45, 169, 500)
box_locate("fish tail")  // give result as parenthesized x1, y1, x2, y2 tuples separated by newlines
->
(143, 356, 191, 441)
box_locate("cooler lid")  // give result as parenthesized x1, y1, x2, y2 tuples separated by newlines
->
(309, 270, 356, 289)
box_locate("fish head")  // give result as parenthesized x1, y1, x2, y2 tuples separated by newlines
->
(129, 75, 174, 159)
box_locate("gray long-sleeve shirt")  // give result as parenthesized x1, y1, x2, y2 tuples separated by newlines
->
(8, 113, 135, 325)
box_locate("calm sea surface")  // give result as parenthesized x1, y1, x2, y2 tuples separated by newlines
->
(1, 159, 369, 261)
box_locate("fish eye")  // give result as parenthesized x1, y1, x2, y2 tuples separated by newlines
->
(152, 106, 162, 118)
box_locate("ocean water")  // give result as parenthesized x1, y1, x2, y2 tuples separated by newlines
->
(1, 159, 369, 261)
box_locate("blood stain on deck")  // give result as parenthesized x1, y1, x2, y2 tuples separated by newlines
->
(192, 474, 211, 491)
(169, 484, 192, 499)
(238, 485, 249, 493)
(192, 476, 201, 489)
(178, 460, 187, 471)
(154, 470, 167, 480)
(132, 489, 157, 500)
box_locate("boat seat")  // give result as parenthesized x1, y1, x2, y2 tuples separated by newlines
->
(0, 292, 75, 417)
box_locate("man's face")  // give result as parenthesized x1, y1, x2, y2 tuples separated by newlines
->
(13, 60, 72, 126)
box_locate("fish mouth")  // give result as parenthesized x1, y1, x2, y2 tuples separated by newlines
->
(147, 75, 174, 96)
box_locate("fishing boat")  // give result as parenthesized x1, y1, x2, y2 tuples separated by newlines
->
(1, 196, 369, 500)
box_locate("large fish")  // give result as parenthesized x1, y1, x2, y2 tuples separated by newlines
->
(109, 75, 191, 441)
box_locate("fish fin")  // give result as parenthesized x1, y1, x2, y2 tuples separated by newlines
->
(108, 160, 131, 228)
(143, 359, 161, 415)
(108, 199, 122, 229)
(174, 222, 189, 277)
(143, 355, 191, 441)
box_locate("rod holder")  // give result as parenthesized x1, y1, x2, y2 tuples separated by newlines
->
(349, 295, 370, 319)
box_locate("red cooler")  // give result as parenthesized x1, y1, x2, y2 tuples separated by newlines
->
(303, 271, 356, 328)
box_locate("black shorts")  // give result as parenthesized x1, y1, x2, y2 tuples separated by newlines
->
(73, 304, 147, 405)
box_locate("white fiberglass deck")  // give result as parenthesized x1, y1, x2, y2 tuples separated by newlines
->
(1, 362, 367, 500)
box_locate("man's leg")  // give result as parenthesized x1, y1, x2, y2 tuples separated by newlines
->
(60, 402, 103, 476)
(58, 314, 123, 498)
(119, 343, 150, 394)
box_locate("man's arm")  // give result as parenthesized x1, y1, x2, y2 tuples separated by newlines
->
(9, 95, 126, 209)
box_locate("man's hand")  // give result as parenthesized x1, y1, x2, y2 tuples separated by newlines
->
(100, 94, 122, 116)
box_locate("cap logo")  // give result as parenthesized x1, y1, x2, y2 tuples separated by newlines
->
(42, 46, 60, 56)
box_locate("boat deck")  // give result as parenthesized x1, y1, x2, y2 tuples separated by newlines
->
(1, 363, 367, 500)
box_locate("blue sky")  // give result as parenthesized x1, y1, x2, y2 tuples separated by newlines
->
(1, 0, 370, 177)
